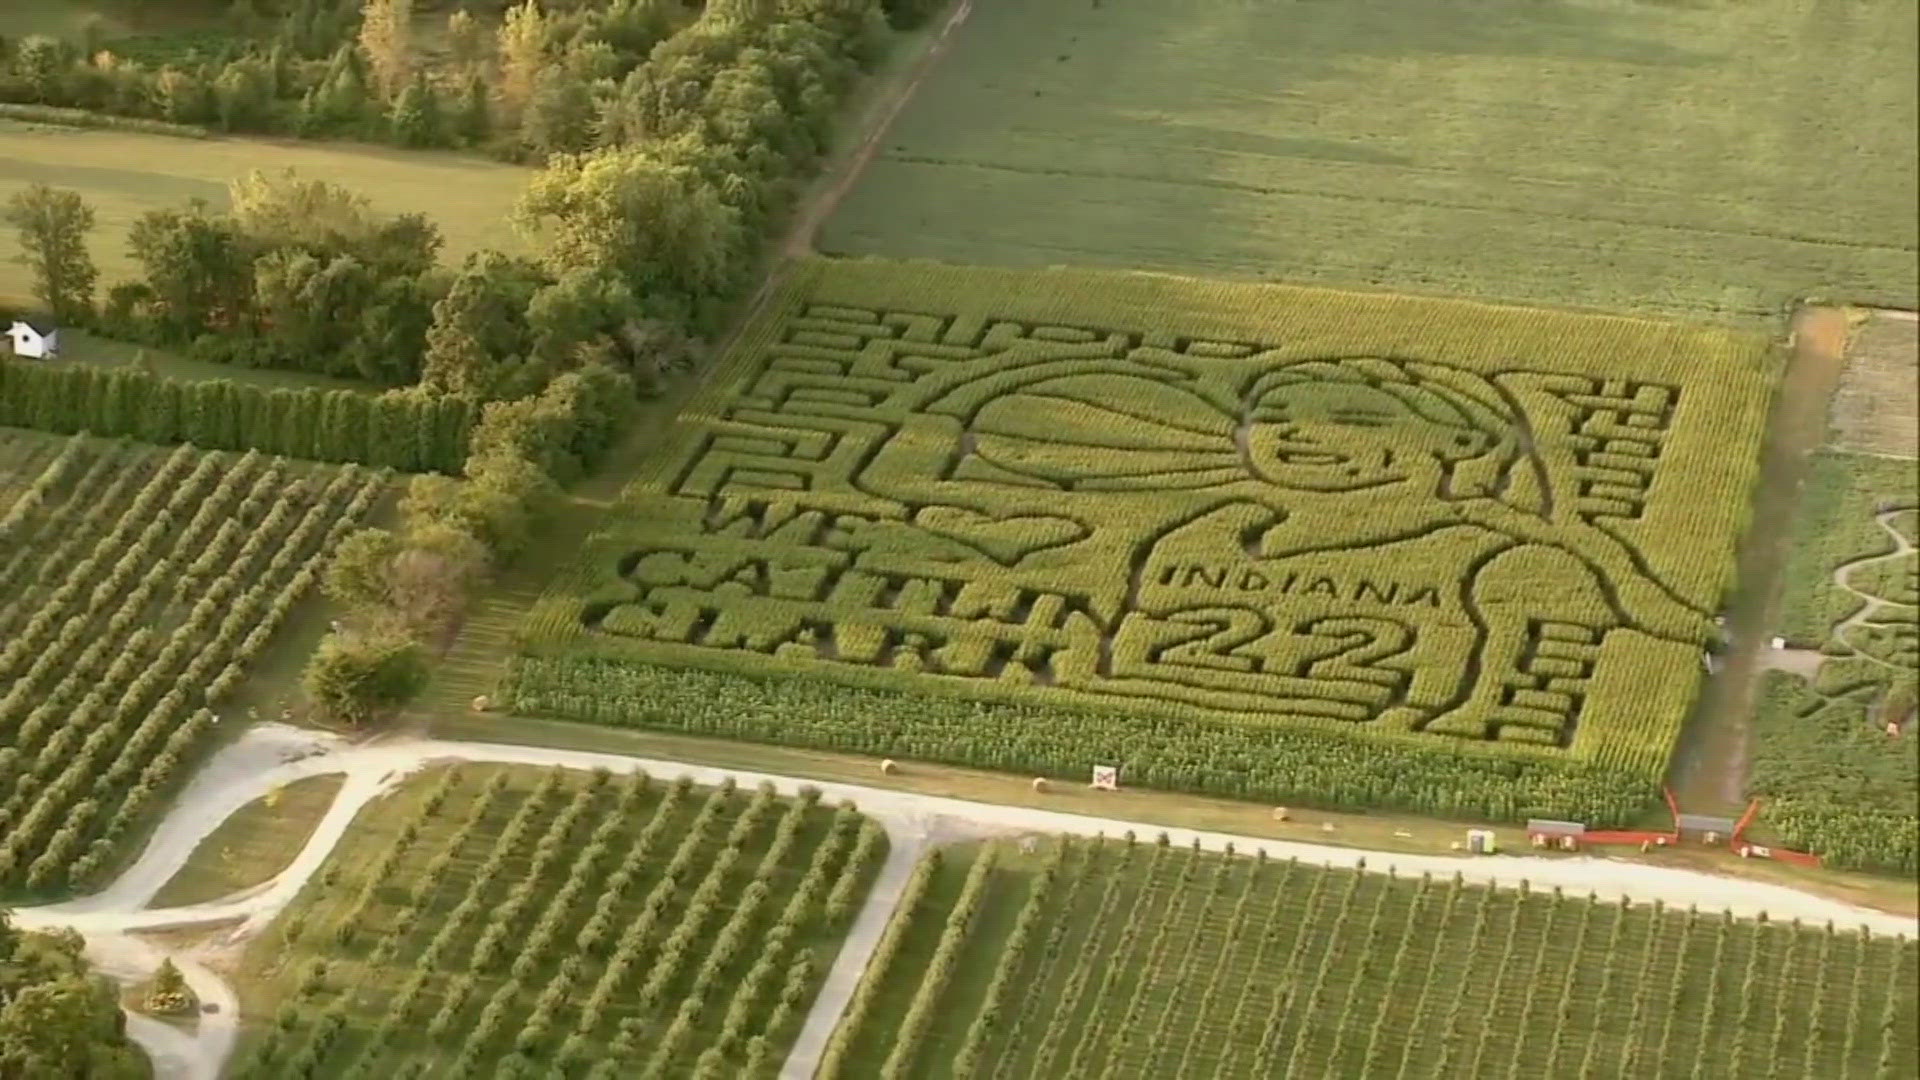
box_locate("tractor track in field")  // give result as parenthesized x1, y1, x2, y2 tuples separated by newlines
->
(9, 723, 1915, 1080)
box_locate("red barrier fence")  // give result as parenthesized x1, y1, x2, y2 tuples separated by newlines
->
(1536, 793, 1823, 867)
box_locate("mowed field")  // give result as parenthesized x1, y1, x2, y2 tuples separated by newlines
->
(820, 0, 1920, 323)
(823, 836, 1919, 1080)
(510, 257, 1773, 825)
(236, 763, 886, 1079)
(0, 120, 531, 307)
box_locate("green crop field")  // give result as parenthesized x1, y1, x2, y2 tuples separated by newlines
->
(509, 258, 1774, 824)
(1749, 439, 1917, 875)
(1776, 451, 1918, 652)
(0, 119, 531, 308)
(234, 763, 887, 1080)
(0, 429, 382, 897)
(820, 836, 1919, 1080)
(820, 0, 1920, 324)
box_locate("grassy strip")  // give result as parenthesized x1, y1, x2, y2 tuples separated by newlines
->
(150, 773, 346, 908)
(0, 101, 209, 137)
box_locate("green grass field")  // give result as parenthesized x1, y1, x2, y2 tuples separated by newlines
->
(234, 763, 887, 1079)
(0, 120, 531, 308)
(151, 773, 346, 908)
(35, 330, 372, 393)
(820, 0, 1919, 323)
(822, 836, 1919, 1080)
(508, 257, 1773, 824)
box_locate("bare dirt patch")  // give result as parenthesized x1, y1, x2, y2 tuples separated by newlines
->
(1829, 308, 1918, 457)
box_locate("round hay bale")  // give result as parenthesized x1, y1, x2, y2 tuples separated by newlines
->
(1449, 840, 1463, 852)
(470, 694, 491, 713)
(1031, 777, 1050, 793)
(1319, 822, 1335, 834)
(1271, 806, 1290, 822)
(880, 758, 898, 775)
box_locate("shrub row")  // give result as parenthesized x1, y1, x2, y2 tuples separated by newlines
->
(880, 847, 1001, 1078)
(0, 359, 475, 473)
(949, 840, 1070, 1076)
(709, 802, 864, 1071)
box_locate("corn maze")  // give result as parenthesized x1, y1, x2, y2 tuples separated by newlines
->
(0, 430, 382, 896)
(237, 764, 886, 1080)
(514, 261, 1774, 822)
(820, 836, 1919, 1080)
(1751, 450, 1918, 874)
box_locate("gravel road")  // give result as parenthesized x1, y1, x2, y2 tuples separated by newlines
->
(11, 724, 1914, 1079)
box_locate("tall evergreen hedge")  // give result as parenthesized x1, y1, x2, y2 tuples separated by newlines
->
(0, 360, 475, 473)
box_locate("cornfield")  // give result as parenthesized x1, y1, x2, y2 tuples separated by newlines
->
(511, 259, 1776, 823)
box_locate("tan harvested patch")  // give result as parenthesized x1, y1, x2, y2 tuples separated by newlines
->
(1829, 308, 1919, 458)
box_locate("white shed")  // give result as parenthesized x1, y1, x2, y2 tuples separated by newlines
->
(6, 319, 58, 359)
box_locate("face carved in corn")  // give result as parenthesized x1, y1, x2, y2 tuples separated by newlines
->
(1239, 368, 1504, 494)
(860, 353, 1707, 652)
(944, 356, 1539, 512)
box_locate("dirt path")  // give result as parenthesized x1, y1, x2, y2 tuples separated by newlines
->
(1669, 306, 1853, 812)
(79, 935, 237, 1080)
(12, 723, 1915, 1079)
(782, 0, 974, 259)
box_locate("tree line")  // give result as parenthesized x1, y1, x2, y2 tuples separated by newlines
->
(8, 1, 908, 394)
(0, 362, 477, 472)
(0, 0, 938, 158)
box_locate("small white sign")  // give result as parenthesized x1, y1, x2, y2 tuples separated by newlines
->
(1091, 765, 1119, 791)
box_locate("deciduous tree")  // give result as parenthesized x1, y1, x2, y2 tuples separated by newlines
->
(389, 71, 444, 147)
(456, 71, 492, 145)
(420, 252, 548, 399)
(513, 145, 742, 311)
(0, 917, 145, 1079)
(357, 0, 413, 100)
(521, 67, 596, 157)
(12, 37, 66, 104)
(142, 960, 193, 1016)
(303, 627, 428, 726)
(497, 0, 549, 123)
(446, 8, 486, 70)
(2, 185, 97, 324)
